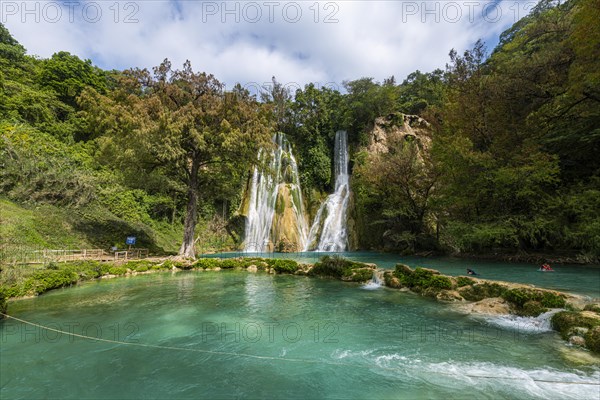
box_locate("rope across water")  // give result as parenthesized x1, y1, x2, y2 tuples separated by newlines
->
(1, 313, 598, 386)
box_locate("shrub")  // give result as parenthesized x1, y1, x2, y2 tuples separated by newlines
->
(22, 270, 79, 295)
(45, 262, 59, 270)
(108, 266, 127, 275)
(219, 259, 239, 269)
(310, 255, 349, 278)
(193, 258, 221, 269)
(62, 260, 105, 279)
(456, 276, 474, 287)
(309, 255, 372, 279)
(269, 259, 299, 274)
(122, 260, 154, 271)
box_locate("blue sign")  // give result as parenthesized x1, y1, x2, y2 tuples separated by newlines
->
(126, 236, 137, 245)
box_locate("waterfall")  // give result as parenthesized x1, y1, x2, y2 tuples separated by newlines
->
(362, 270, 384, 290)
(244, 134, 308, 252)
(305, 131, 350, 252)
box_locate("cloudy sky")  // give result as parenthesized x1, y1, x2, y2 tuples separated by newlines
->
(3, 0, 537, 92)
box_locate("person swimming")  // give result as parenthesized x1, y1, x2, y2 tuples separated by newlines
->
(540, 264, 554, 271)
(467, 268, 477, 275)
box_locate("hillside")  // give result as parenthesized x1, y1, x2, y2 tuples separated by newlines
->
(0, 197, 182, 255)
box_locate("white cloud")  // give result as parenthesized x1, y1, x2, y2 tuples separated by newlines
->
(2, 1, 533, 88)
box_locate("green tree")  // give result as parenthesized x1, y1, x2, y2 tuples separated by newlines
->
(354, 132, 440, 251)
(80, 60, 272, 257)
(398, 69, 445, 115)
(38, 51, 107, 107)
(289, 83, 345, 191)
(343, 77, 399, 144)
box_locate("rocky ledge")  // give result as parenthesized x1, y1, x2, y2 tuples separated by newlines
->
(383, 263, 600, 354)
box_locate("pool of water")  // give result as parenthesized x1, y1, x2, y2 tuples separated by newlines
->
(1, 271, 598, 399)
(206, 252, 600, 298)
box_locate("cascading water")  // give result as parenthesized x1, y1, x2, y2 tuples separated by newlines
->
(362, 270, 384, 290)
(305, 130, 351, 252)
(244, 134, 309, 252)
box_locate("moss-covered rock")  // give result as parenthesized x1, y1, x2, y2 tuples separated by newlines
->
(458, 283, 506, 301)
(394, 263, 413, 277)
(390, 264, 453, 297)
(384, 271, 402, 288)
(435, 290, 464, 302)
(583, 303, 600, 313)
(552, 311, 600, 341)
(520, 300, 547, 317)
(344, 268, 374, 283)
(502, 288, 566, 315)
(470, 297, 511, 315)
(309, 255, 374, 279)
(584, 327, 600, 353)
(269, 259, 300, 274)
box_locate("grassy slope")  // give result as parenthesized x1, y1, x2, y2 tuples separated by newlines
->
(0, 198, 182, 254)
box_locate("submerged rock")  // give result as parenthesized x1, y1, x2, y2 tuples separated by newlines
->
(471, 298, 511, 315)
(247, 265, 258, 273)
(569, 336, 586, 347)
(436, 290, 464, 303)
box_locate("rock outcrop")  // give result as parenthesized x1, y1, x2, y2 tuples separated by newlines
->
(367, 113, 432, 156)
(270, 184, 308, 252)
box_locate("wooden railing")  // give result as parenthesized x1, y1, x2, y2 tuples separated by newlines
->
(0, 247, 149, 265)
(114, 248, 149, 261)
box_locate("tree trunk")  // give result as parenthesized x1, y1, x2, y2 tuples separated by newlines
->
(178, 160, 200, 258)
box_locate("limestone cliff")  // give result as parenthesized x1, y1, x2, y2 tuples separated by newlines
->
(271, 184, 309, 252)
(354, 113, 434, 251)
(367, 113, 431, 155)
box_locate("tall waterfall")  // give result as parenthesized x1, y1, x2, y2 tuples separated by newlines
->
(305, 130, 350, 251)
(244, 134, 309, 252)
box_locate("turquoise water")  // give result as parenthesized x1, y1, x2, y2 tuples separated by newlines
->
(1, 270, 598, 399)
(207, 252, 600, 298)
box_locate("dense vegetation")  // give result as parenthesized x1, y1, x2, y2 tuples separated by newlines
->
(1, 0, 598, 261)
